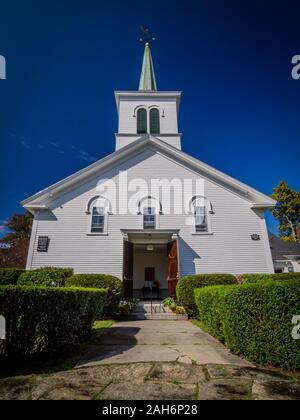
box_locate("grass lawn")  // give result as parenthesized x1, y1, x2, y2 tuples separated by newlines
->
(0, 320, 114, 379)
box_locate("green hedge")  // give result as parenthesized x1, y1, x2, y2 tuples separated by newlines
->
(240, 272, 300, 284)
(195, 280, 300, 370)
(18, 267, 74, 287)
(0, 285, 107, 358)
(65, 274, 122, 316)
(176, 274, 237, 316)
(0, 268, 25, 286)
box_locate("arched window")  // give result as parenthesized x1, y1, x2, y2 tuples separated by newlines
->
(91, 207, 105, 233)
(189, 196, 213, 234)
(137, 196, 162, 230)
(143, 206, 156, 229)
(137, 108, 147, 134)
(194, 206, 207, 232)
(86, 196, 110, 235)
(150, 108, 160, 134)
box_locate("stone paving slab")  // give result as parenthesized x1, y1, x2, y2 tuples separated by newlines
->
(1, 362, 300, 400)
(99, 381, 196, 400)
(77, 320, 252, 368)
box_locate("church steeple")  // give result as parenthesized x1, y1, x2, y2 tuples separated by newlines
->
(139, 28, 157, 91)
(114, 30, 182, 151)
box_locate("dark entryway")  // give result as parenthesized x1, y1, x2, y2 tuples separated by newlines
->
(122, 233, 179, 300)
(145, 267, 155, 282)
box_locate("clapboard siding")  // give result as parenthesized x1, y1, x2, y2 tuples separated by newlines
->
(29, 148, 273, 276)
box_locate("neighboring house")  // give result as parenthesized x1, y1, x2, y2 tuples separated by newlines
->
(269, 232, 300, 273)
(21, 41, 276, 299)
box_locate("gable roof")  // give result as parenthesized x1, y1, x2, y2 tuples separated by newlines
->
(268, 232, 300, 260)
(21, 135, 276, 211)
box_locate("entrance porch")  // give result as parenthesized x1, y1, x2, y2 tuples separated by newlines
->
(122, 230, 180, 300)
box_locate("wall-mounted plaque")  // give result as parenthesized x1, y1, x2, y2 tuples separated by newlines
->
(37, 236, 50, 252)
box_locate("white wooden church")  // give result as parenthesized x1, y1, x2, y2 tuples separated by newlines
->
(22, 39, 276, 298)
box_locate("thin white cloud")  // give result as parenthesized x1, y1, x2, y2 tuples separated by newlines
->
(9, 130, 97, 162)
(71, 145, 97, 163)
(48, 141, 65, 154)
(20, 139, 31, 150)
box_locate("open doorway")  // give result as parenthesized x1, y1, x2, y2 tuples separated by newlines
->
(123, 234, 179, 300)
(132, 244, 168, 299)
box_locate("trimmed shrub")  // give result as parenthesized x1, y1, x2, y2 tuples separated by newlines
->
(0, 268, 25, 286)
(239, 272, 300, 284)
(0, 285, 107, 358)
(18, 267, 74, 287)
(176, 274, 237, 316)
(238, 274, 272, 284)
(271, 272, 300, 281)
(195, 280, 300, 370)
(65, 274, 122, 316)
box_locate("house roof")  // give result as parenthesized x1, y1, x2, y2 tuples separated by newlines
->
(268, 232, 300, 260)
(21, 135, 276, 211)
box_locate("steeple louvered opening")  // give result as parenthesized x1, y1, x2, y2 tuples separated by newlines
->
(150, 108, 160, 134)
(137, 108, 147, 134)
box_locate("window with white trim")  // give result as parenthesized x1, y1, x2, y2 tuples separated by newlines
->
(194, 206, 208, 232)
(143, 207, 156, 230)
(91, 207, 105, 233)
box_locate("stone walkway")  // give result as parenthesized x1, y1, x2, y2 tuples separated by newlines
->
(1, 362, 300, 400)
(76, 320, 252, 368)
(1, 320, 300, 400)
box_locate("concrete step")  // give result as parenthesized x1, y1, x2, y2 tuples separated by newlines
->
(132, 303, 167, 314)
(117, 302, 188, 321)
(117, 312, 188, 321)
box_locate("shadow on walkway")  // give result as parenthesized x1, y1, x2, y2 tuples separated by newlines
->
(77, 326, 140, 367)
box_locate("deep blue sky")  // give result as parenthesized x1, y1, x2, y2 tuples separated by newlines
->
(0, 0, 299, 236)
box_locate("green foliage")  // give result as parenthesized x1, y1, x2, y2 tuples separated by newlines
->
(176, 274, 237, 316)
(239, 272, 300, 284)
(18, 267, 74, 287)
(0, 212, 33, 246)
(65, 274, 122, 316)
(272, 273, 300, 281)
(0, 212, 33, 268)
(272, 180, 300, 241)
(0, 285, 107, 358)
(174, 306, 186, 315)
(162, 297, 176, 308)
(0, 268, 25, 285)
(118, 299, 140, 315)
(239, 273, 274, 284)
(195, 280, 300, 370)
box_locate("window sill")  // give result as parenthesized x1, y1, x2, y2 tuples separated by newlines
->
(86, 233, 109, 236)
(192, 232, 214, 236)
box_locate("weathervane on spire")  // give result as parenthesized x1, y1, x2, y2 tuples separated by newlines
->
(140, 26, 156, 44)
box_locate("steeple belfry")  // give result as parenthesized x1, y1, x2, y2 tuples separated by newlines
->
(139, 28, 157, 91)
